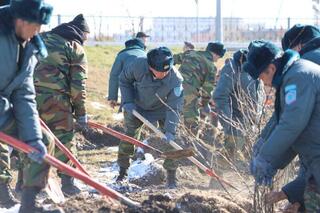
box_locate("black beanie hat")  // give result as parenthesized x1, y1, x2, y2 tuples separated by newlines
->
(69, 14, 90, 33)
(206, 42, 226, 57)
(282, 24, 320, 50)
(243, 41, 281, 80)
(10, 0, 53, 24)
(147, 47, 174, 72)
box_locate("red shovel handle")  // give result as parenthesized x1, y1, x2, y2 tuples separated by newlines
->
(0, 131, 140, 208)
(88, 121, 163, 154)
(40, 119, 90, 176)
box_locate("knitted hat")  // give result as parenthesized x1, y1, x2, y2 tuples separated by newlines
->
(69, 14, 90, 33)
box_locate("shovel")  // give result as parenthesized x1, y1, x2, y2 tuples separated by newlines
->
(88, 121, 194, 159)
(0, 131, 140, 208)
(132, 110, 238, 191)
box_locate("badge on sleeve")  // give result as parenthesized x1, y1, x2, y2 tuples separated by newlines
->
(285, 84, 297, 105)
(174, 85, 183, 97)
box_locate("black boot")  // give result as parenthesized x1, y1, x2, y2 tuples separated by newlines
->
(19, 187, 64, 213)
(0, 182, 19, 208)
(116, 167, 127, 182)
(166, 170, 177, 189)
(61, 174, 81, 197)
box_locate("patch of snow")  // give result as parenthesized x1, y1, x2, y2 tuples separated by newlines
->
(90, 101, 107, 110)
(112, 113, 124, 121)
(128, 154, 155, 181)
(106, 146, 119, 153)
(0, 204, 20, 213)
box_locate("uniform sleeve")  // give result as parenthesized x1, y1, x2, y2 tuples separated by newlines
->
(69, 43, 88, 117)
(282, 166, 306, 206)
(260, 74, 315, 161)
(164, 83, 184, 134)
(260, 112, 277, 139)
(173, 53, 184, 65)
(119, 60, 137, 104)
(201, 62, 216, 105)
(108, 54, 123, 101)
(213, 63, 234, 134)
(12, 56, 42, 142)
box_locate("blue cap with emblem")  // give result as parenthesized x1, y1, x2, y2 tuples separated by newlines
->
(147, 46, 174, 72)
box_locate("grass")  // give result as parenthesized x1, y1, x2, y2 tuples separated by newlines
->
(84, 44, 230, 123)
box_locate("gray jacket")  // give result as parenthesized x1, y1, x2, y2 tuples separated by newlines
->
(108, 38, 146, 101)
(260, 59, 320, 192)
(213, 58, 264, 136)
(0, 7, 42, 142)
(119, 57, 183, 134)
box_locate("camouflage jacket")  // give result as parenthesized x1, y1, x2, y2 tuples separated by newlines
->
(34, 32, 88, 117)
(178, 50, 216, 105)
(173, 50, 194, 65)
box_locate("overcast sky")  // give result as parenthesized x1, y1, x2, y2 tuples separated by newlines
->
(46, 0, 314, 19)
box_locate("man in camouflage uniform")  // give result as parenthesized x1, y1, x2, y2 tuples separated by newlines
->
(179, 42, 226, 131)
(117, 47, 183, 189)
(246, 41, 320, 213)
(108, 38, 146, 108)
(34, 14, 90, 196)
(0, 1, 63, 212)
(173, 41, 195, 65)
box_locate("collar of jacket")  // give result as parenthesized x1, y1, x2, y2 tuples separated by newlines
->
(272, 49, 300, 88)
(300, 36, 320, 56)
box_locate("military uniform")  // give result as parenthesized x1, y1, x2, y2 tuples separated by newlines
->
(213, 50, 264, 156)
(0, 4, 55, 187)
(108, 38, 146, 102)
(247, 44, 320, 213)
(173, 50, 194, 65)
(34, 26, 88, 166)
(179, 50, 216, 127)
(118, 56, 183, 171)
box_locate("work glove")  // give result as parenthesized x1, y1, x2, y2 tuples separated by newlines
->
(252, 137, 265, 157)
(122, 103, 136, 114)
(163, 132, 175, 143)
(201, 103, 212, 116)
(108, 100, 118, 109)
(27, 140, 47, 164)
(250, 154, 277, 186)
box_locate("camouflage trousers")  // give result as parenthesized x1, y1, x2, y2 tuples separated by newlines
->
(304, 179, 320, 213)
(183, 87, 200, 127)
(36, 93, 76, 168)
(0, 118, 55, 188)
(117, 112, 178, 170)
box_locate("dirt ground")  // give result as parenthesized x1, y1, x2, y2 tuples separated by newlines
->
(48, 125, 256, 213)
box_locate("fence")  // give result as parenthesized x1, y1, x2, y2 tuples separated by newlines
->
(46, 15, 319, 46)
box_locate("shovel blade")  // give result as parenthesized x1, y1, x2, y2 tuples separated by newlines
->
(162, 148, 195, 159)
(45, 176, 65, 204)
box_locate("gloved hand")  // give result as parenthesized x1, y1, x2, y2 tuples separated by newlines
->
(250, 155, 277, 186)
(252, 137, 265, 157)
(76, 115, 88, 130)
(201, 103, 212, 116)
(122, 103, 136, 114)
(108, 100, 118, 109)
(27, 140, 47, 164)
(163, 132, 175, 143)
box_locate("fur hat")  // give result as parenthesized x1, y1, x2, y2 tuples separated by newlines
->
(243, 41, 281, 80)
(282, 24, 320, 50)
(206, 42, 226, 57)
(10, 0, 53, 24)
(147, 47, 173, 72)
